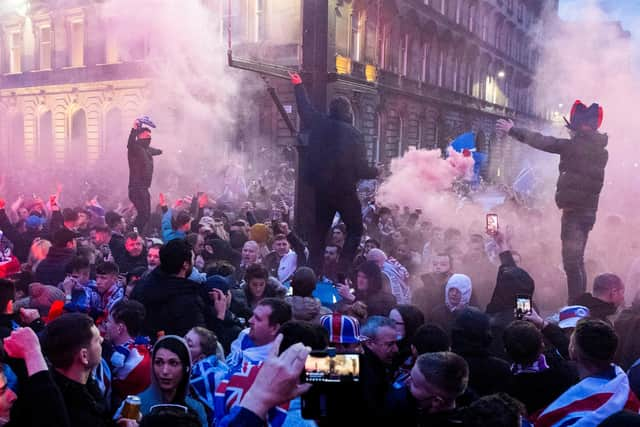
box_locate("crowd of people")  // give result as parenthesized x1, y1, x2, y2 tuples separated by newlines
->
(0, 173, 638, 426)
(0, 73, 635, 426)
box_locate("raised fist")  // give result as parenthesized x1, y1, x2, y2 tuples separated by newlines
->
(288, 71, 302, 85)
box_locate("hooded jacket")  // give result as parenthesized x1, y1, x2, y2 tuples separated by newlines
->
(508, 127, 608, 210)
(35, 247, 76, 286)
(294, 84, 377, 195)
(131, 267, 214, 339)
(127, 128, 162, 188)
(135, 335, 207, 426)
(574, 292, 617, 324)
(285, 295, 331, 323)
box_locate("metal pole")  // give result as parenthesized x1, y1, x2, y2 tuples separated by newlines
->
(294, 0, 329, 241)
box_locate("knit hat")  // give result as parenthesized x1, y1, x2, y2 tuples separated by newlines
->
(29, 283, 66, 315)
(320, 313, 361, 344)
(249, 223, 270, 244)
(557, 305, 590, 329)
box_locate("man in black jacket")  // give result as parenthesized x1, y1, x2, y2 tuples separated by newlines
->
(131, 239, 214, 341)
(497, 101, 608, 303)
(289, 72, 379, 271)
(127, 116, 162, 234)
(35, 228, 78, 287)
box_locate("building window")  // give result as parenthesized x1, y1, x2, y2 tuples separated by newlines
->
(105, 24, 119, 63)
(507, 0, 514, 13)
(437, 49, 444, 86)
(440, 0, 446, 15)
(350, 11, 363, 62)
(468, 5, 476, 32)
(421, 42, 430, 82)
(481, 13, 488, 41)
(517, 2, 524, 22)
(455, 1, 462, 24)
(70, 21, 84, 67)
(398, 117, 405, 156)
(400, 34, 408, 76)
(39, 26, 52, 70)
(254, 0, 265, 41)
(9, 32, 22, 73)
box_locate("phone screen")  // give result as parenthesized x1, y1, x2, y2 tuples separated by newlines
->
(486, 213, 499, 235)
(304, 353, 359, 383)
(515, 295, 532, 318)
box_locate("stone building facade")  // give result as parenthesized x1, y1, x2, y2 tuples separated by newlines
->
(1, 0, 558, 184)
(0, 0, 150, 171)
(234, 0, 558, 183)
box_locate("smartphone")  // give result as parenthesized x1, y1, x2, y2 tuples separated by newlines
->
(301, 350, 361, 419)
(486, 213, 499, 235)
(515, 294, 532, 320)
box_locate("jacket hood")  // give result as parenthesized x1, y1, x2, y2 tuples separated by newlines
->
(328, 96, 354, 124)
(145, 335, 192, 404)
(575, 130, 608, 147)
(445, 274, 472, 311)
(486, 265, 534, 314)
(574, 292, 617, 320)
(287, 295, 323, 321)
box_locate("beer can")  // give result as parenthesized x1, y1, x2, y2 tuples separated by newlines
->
(121, 395, 141, 420)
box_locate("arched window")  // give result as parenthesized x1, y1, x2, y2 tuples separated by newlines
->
(8, 113, 24, 164)
(70, 109, 87, 164)
(104, 108, 123, 156)
(38, 110, 53, 162)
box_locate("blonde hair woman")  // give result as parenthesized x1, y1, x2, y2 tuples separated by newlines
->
(27, 238, 51, 272)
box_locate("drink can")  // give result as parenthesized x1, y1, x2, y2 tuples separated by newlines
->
(121, 395, 141, 420)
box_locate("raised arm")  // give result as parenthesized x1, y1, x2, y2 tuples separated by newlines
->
(497, 119, 569, 155)
(290, 72, 322, 128)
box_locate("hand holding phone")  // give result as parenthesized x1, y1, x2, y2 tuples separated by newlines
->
(486, 213, 498, 236)
(515, 295, 532, 320)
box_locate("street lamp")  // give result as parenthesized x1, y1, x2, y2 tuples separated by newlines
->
(497, 70, 506, 79)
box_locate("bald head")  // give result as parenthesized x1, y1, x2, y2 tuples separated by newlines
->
(367, 248, 388, 267)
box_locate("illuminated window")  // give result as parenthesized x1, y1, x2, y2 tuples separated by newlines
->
(70, 21, 84, 66)
(350, 11, 364, 62)
(254, 0, 265, 42)
(10, 32, 21, 73)
(40, 26, 52, 70)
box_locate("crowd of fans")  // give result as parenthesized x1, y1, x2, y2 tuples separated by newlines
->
(0, 175, 639, 427)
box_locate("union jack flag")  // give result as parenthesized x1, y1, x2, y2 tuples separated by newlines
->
(214, 361, 290, 427)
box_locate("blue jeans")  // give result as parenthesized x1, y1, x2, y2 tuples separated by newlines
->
(561, 209, 597, 303)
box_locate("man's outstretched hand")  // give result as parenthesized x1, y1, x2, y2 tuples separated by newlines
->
(288, 71, 302, 86)
(496, 119, 514, 136)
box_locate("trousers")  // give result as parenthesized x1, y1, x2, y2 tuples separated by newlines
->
(561, 208, 597, 304)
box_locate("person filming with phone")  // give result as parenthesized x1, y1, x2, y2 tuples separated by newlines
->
(496, 101, 608, 304)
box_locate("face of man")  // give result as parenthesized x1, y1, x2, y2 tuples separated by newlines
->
(0, 372, 17, 421)
(273, 239, 290, 257)
(365, 325, 398, 364)
(92, 230, 110, 246)
(409, 365, 446, 413)
(448, 287, 462, 306)
(248, 304, 278, 346)
(96, 273, 116, 295)
(71, 268, 91, 286)
(185, 330, 204, 363)
(324, 246, 339, 264)
(332, 228, 345, 245)
(17, 208, 28, 221)
(86, 325, 103, 370)
(364, 241, 377, 254)
(242, 242, 258, 265)
(610, 284, 626, 307)
(77, 212, 89, 228)
(431, 256, 451, 274)
(125, 237, 144, 257)
(192, 235, 204, 255)
(104, 314, 123, 343)
(147, 247, 161, 268)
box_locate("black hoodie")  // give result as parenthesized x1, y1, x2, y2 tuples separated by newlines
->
(127, 128, 162, 189)
(508, 127, 608, 211)
(131, 267, 214, 340)
(294, 84, 377, 195)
